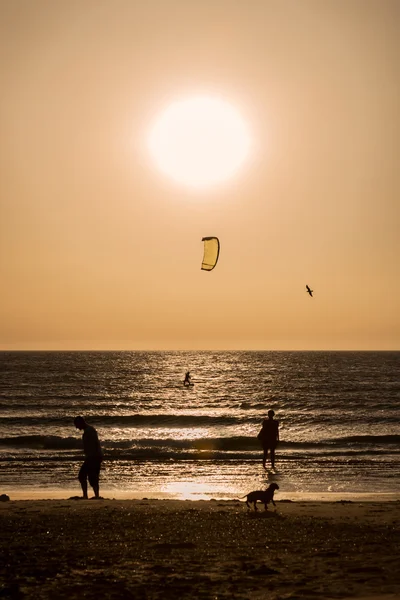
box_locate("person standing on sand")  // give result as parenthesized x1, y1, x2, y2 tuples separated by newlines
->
(257, 409, 280, 470)
(74, 416, 103, 499)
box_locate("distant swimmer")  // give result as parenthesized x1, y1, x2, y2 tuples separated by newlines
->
(257, 409, 280, 470)
(306, 284, 313, 297)
(183, 371, 192, 386)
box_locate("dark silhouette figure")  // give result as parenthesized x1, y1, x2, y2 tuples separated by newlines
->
(257, 409, 280, 469)
(74, 416, 103, 499)
(241, 482, 279, 511)
(306, 284, 313, 297)
(183, 371, 192, 386)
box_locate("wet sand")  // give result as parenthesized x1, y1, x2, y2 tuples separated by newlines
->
(0, 498, 399, 599)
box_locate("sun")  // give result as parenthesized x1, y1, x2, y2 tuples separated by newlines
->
(148, 95, 251, 189)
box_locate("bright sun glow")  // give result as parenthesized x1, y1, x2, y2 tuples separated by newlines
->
(148, 95, 251, 189)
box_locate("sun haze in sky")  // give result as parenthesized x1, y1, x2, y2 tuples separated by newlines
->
(0, 0, 399, 351)
(148, 96, 251, 189)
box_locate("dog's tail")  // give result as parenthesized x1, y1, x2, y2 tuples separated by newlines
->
(238, 494, 248, 500)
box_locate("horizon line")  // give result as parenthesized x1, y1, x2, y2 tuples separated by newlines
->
(1, 348, 399, 353)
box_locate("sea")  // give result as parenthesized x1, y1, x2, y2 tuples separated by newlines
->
(0, 351, 399, 501)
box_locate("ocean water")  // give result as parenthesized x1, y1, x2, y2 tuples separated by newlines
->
(0, 351, 399, 501)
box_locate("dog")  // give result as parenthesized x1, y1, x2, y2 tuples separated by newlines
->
(241, 482, 279, 511)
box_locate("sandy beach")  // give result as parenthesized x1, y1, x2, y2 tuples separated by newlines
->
(0, 497, 399, 600)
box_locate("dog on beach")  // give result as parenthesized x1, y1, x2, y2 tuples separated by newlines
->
(241, 482, 279, 511)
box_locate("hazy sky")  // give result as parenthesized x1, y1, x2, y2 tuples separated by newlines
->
(1, 0, 399, 350)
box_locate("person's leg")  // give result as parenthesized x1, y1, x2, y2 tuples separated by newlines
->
(88, 460, 101, 498)
(78, 462, 89, 499)
(88, 474, 99, 498)
(270, 447, 276, 469)
(263, 447, 268, 469)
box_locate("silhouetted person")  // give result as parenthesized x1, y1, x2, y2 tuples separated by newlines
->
(306, 284, 313, 297)
(74, 416, 103, 499)
(257, 409, 280, 470)
(184, 371, 192, 386)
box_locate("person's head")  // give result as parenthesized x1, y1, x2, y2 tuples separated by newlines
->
(267, 409, 275, 419)
(74, 416, 86, 430)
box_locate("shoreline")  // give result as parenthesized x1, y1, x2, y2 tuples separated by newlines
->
(3, 487, 400, 502)
(1, 498, 399, 599)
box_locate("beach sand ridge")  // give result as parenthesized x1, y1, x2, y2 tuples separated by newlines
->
(1, 499, 399, 599)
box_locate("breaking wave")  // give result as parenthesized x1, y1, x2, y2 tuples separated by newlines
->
(1, 433, 398, 453)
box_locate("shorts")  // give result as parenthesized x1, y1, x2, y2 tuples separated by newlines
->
(79, 457, 103, 486)
(262, 442, 277, 451)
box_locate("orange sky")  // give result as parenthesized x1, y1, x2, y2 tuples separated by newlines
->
(1, 0, 399, 350)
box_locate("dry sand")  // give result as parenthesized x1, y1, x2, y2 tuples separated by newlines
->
(0, 498, 399, 599)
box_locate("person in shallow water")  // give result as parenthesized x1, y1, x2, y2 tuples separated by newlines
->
(183, 371, 192, 386)
(74, 416, 103, 499)
(257, 409, 280, 470)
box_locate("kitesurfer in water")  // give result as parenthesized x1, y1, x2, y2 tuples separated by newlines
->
(183, 371, 192, 386)
(257, 409, 280, 470)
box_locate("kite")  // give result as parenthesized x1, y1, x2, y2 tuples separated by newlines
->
(201, 237, 220, 271)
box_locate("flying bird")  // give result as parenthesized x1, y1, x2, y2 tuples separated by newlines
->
(306, 285, 313, 297)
